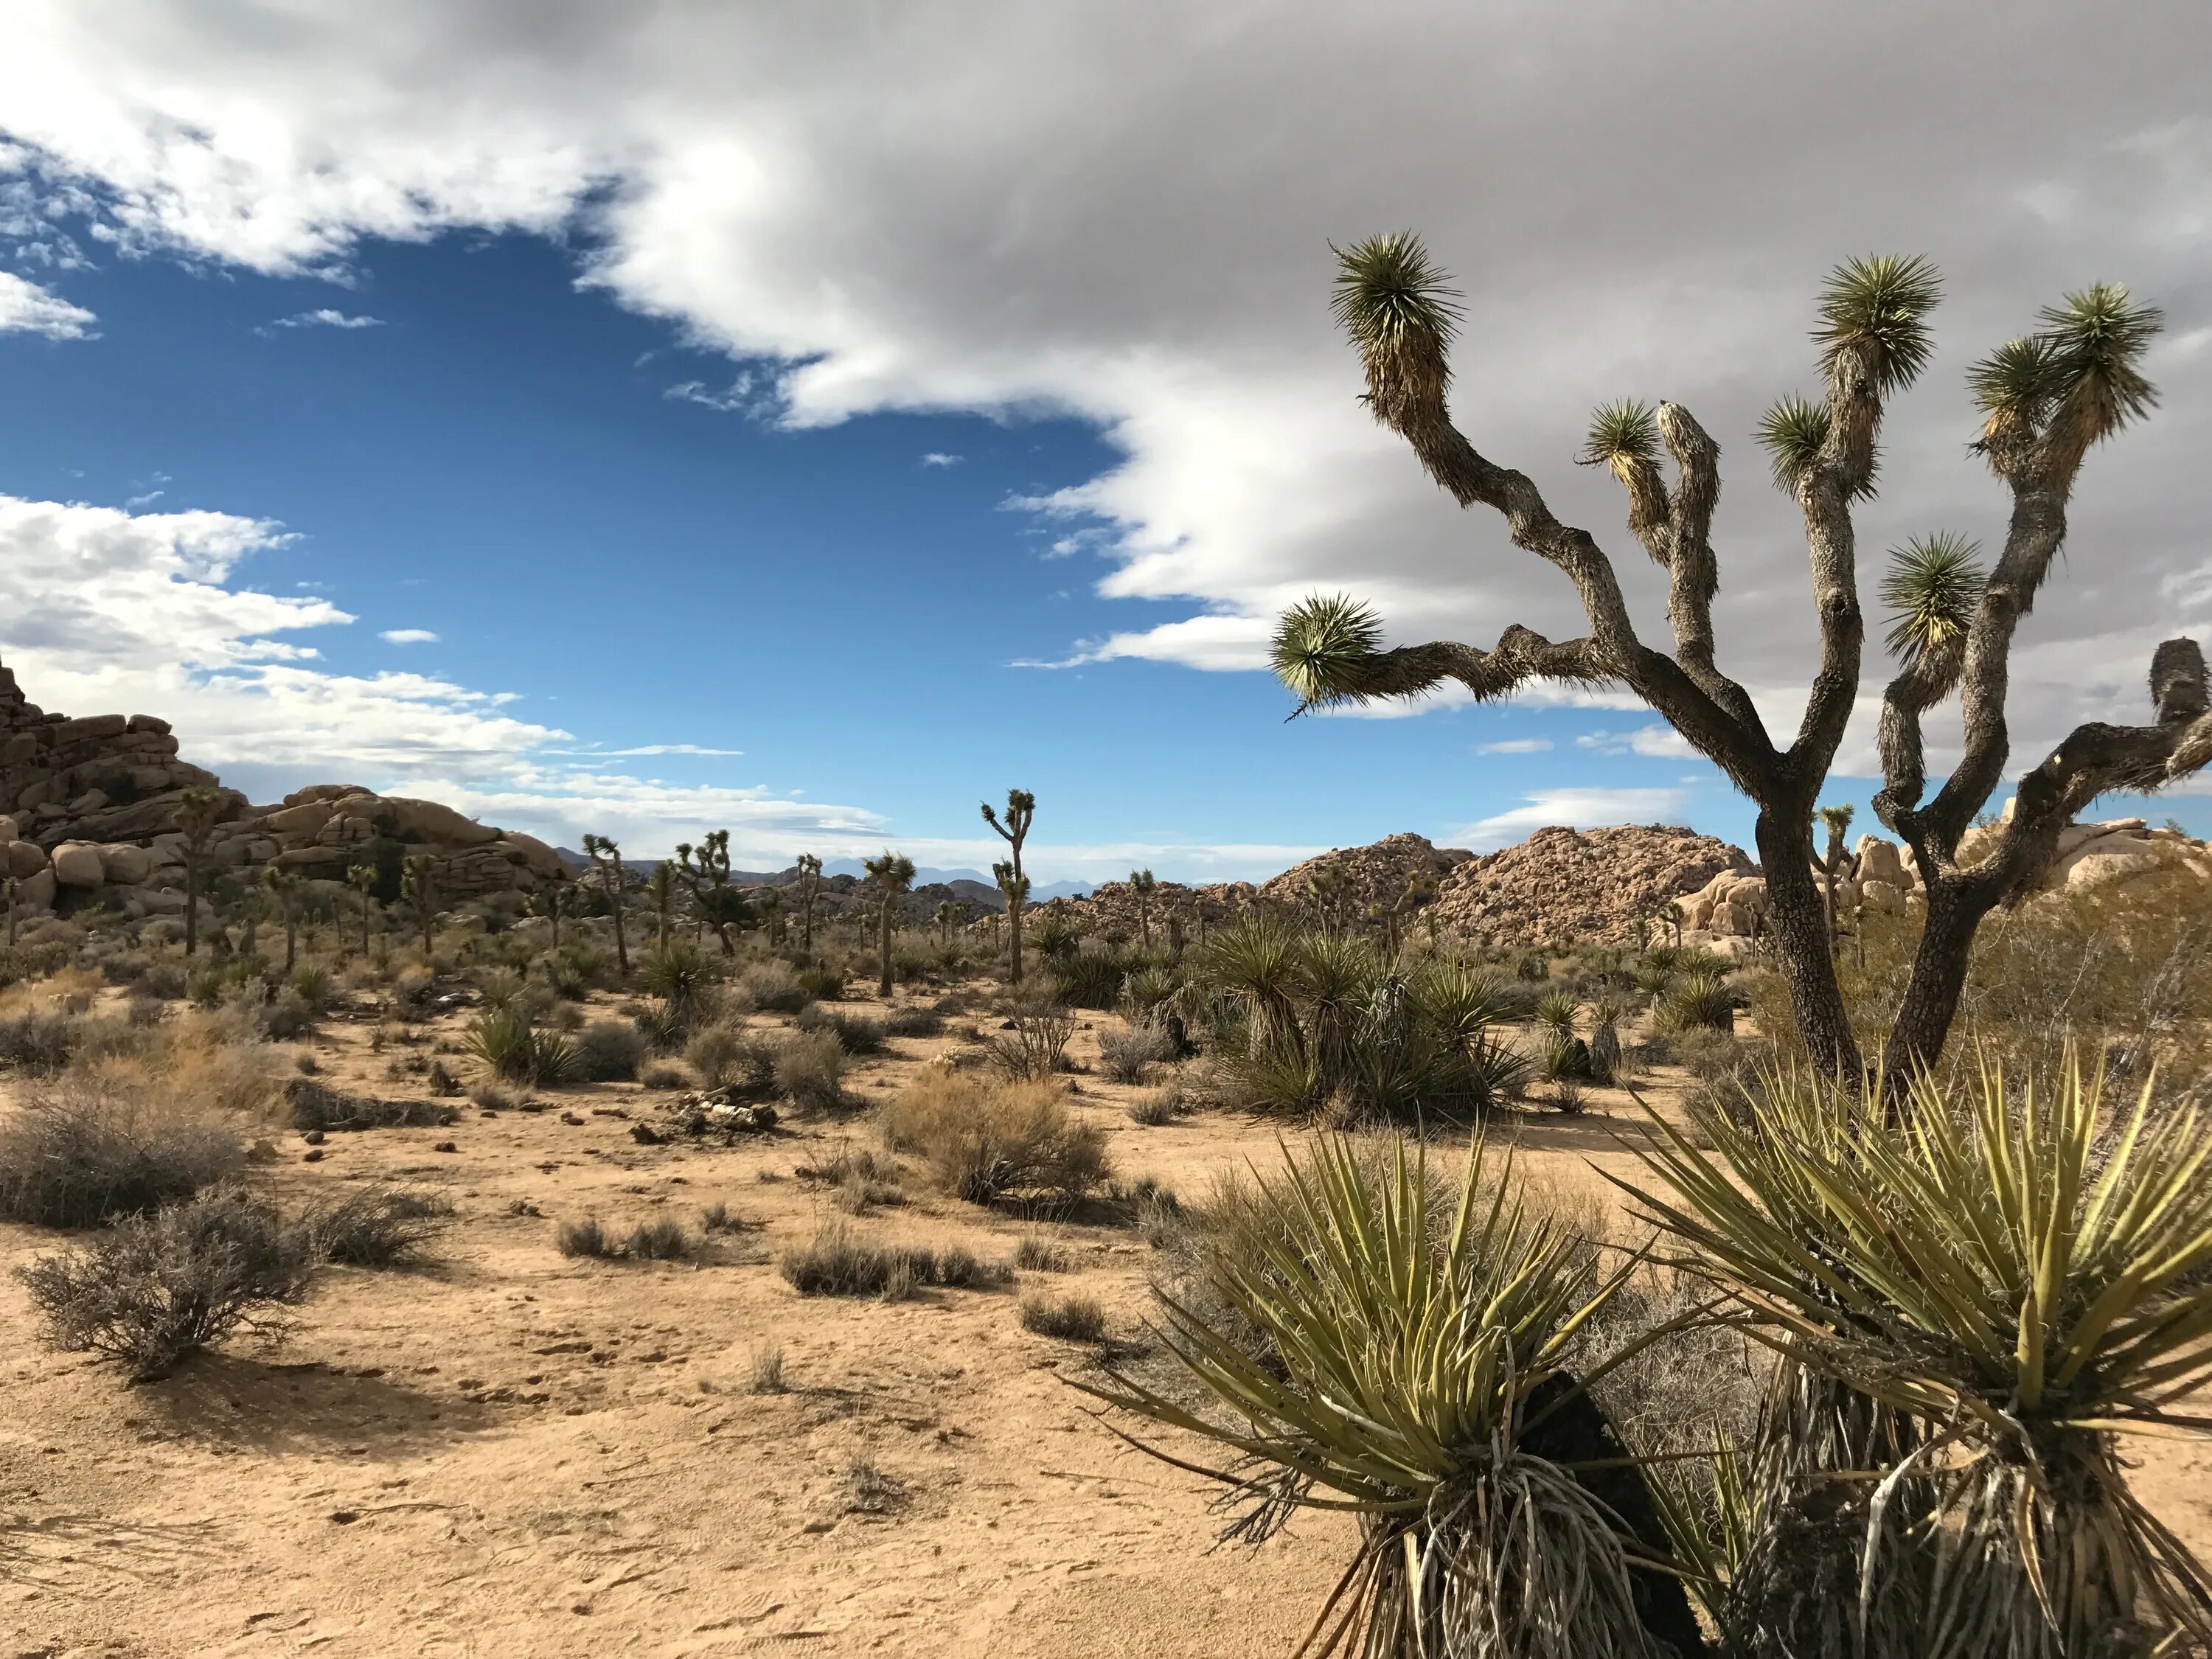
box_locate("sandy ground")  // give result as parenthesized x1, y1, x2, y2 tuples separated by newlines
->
(4, 983, 2210, 1658)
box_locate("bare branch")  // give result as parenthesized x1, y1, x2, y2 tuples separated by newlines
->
(1655, 403, 1772, 748)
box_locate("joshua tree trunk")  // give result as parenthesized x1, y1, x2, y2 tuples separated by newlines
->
(184, 859, 201, 956)
(878, 895, 894, 996)
(284, 916, 296, 974)
(1279, 236, 2209, 1094)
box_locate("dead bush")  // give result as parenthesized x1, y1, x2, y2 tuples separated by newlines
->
(1098, 1020, 1175, 1085)
(882, 1072, 1107, 1206)
(685, 1019, 766, 1091)
(14, 1187, 316, 1379)
(772, 1029, 849, 1110)
(778, 1220, 1004, 1297)
(0, 1079, 244, 1228)
(982, 1003, 1075, 1080)
(299, 1186, 456, 1267)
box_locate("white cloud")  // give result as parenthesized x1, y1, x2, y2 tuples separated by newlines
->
(379, 627, 439, 644)
(549, 743, 744, 757)
(0, 269, 94, 338)
(265, 307, 380, 330)
(1474, 737, 1552, 755)
(921, 451, 961, 467)
(1449, 787, 1695, 853)
(0, 1, 2203, 810)
(1576, 726, 1698, 759)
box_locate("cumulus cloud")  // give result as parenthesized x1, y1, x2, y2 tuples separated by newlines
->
(0, 269, 94, 338)
(1576, 726, 1699, 759)
(921, 451, 961, 467)
(0, 0, 2205, 808)
(379, 627, 439, 644)
(1450, 787, 1694, 852)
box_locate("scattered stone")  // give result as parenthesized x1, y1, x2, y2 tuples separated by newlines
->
(434, 1141, 459, 1154)
(630, 1122, 667, 1146)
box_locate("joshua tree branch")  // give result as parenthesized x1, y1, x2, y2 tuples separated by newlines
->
(1655, 403, 1769, 744)
(1784, 347, 1877, 791)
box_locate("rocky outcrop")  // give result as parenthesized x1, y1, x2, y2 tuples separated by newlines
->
(1430, 824, 1753, 947)
(1257, 833, 1473, 915)
(0, 656, 563, 925)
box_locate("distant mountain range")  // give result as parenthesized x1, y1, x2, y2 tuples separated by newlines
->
(554, 848, 1092, 905)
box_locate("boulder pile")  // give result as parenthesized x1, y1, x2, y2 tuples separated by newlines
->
(1, 656, 564, 925)
(1256, 833, 1473, 914)
(1428, 824, 1753, 947)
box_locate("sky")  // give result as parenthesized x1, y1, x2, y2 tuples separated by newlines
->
(1, 2, 2209, 883)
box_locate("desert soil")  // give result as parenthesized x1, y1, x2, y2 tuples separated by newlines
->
(4, 986, 2209, 1658)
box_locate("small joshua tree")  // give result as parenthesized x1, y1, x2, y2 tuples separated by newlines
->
(933, 898, 964, 947)
(793, 852, 824, 960)
(1815, 801, 1857, 952)
(863, 852, 916, 996)
(346, 862, 377, 957)
(531, 880, 568, 952)
(1278, 234, 2206, 1087)
(399, 855, 438, 957)
(1127, 867, 1157, 950)
(175, 785, 223, 958)
(260, 866, 305, 973)
(644, 860, 675, 951)
(757, 884, 785, 947)
(581, 832, 628, 975)
(981, 789, 1034, 986)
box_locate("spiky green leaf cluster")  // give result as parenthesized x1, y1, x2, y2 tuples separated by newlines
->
(1328, 232, 1464, 358)
(1577, 399, 1660, 470)
(2042, 282, 2163, 444)
(1880, 532, 1985, 664)
(1754, 394, 1832, 493)
(1813, 253, 1943, 393)
(1967, 335, 2064, 423)
(1271, 592, 1383, 710)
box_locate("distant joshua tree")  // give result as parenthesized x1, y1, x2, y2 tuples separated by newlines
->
(175, 786, 223, 957)
(1816, 802, 1857, 953)
(1276, 234, 2206, 1088)
(645, 860, 676, 952)
(793, 853, 824, 960)
(1127, 868, 1158, 950)
(400, 855, 438, 956)
(346, 862, 378, 956)
(260, 866, 305, 973)
(982, 788, 1034, 986)
(677, 830, 751, 955)
(532, 880, 568, 952)
(757, 885, 785, 947)
(582, 833, 628, 975)
(863, 851, 916, 996)
(933, 898, 964, 947)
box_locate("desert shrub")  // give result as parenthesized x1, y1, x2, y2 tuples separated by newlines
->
(1534, 1023, 1591, 1082)
(736, 956, 813, 1014)
(1098, 1020, 1175, 1085)
(889, 945, 931, 986)
(464, 1006, 579, 1086)
(883, 1072, 1108, 1206)
(186, 967, 224, 1008)
(549, 1000, 585, 1032)
(127, 994, 165, 1028)
(1125, 1090, 1178, 1127)
(771, 1029, 848, 1110)
(794, 964, 844, 1003)
(622, 1217, 694, 1261)
(138, 961, 187, 1001)
(0, 1079, 245, 1227)
(1019, 1290, 1105, 1342)
(260, 990, 316, 1042)
(641, 942, 716, 1027)
(639, 1060, 688, 1091)
(778, 1220, 1004, 1296)
(470, 1080, 519, 1111)
(700, 1201, 745, 1233)
(1119, 964, 1180, 1021)
(1532, 990, 1580, 1032)
(1013, 1232, 1069, 1272)
(795, 1004, 886, 1055)
(882, 1004, 945, 1039)
(556, 1217, 615, 1258)
(300, 1185, 455, 1267)
(288, 963, 337, 1012)
(573, 1019, 644, 1082)
(14, 1187, 316, 1379)
(1048, 946, 1140, 1011)
(1655, 970, 1735, 1034)
(746, 1343, 787, 1394)
(685, 1018, 764, 1091)
(0, 1009, 93, 1073)
(983, 1003, 1075, 1081)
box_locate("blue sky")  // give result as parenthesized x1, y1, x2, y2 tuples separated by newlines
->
(2, 4, 2207, 880)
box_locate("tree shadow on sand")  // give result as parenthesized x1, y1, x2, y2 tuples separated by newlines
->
(131, 1349, 501, 1456)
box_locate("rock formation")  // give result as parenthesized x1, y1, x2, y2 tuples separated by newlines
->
(1256, 833, 1473, 914)
(1, 658, 563, 925)
(1428, 824, 1753, 947)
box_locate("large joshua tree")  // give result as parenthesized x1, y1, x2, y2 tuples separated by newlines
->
(863, 851, 916, 996)
(1276, 234, 2208, 1085)
(981, 788, 1034, 987)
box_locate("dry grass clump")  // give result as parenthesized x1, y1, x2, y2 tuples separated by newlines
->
(299, 1185, 456, 1267)
(556, 1216, 615, 1259)
(571, 1019, 644, 1082)
(796, 1004, 887, 1055)
(736, 957, 813, 1015)
(1098, 1019, 1176, 1084)
(883, 1004, 945, 1039)
(464, 1006, 578, 1087)
(684, 1018, 763, 1090)
(772, 1029, 849, 1110)
(1013, 1232, 1069, 1272)
(1018, 1290, 1105, 1342)
(14, 1187, 316, 1379)
(554, 1214, 696, 1261)
(778, 1220, 1005, 1298)
(1125, 1090, 1179, 1127)
(0, 1077, 244, 1227)
(746, 1343, 788, 1394)
(882, 1071, 1108, 1206)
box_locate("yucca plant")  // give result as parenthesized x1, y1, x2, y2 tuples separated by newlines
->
(1626, 1054, 2212, 1658)
(1655, 970, 1734, 1034)
(1080, 1133, 1703, 1658)
(463, 1006, 577, 1087)
(1534, 990, 1580, 1032)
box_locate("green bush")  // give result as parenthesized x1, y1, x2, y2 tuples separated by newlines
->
(464, 1006, 579, 1085)
(573, 1019, 644, 1082)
